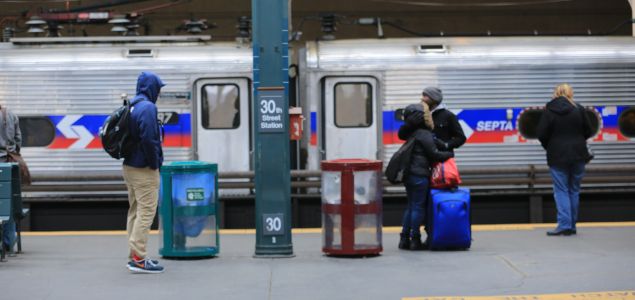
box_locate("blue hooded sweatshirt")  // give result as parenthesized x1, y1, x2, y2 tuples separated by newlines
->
(123, 71, 165, 170)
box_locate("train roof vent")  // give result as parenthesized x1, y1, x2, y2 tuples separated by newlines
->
(127, 49, 154, 57)
(416, 44, 447, 54)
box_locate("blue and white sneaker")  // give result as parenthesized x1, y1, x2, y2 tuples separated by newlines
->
(125, 258, 159, 267)
(127, 258, 164, 274)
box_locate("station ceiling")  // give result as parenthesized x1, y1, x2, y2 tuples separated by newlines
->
(0, 0, 631, 40)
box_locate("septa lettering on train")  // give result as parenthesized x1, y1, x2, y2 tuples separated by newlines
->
(476, 120, 515, 131)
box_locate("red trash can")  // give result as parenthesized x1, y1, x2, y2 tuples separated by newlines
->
(321, 159, 383, 256)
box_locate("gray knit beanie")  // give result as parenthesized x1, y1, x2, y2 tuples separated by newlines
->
(422, 87, 443, 104)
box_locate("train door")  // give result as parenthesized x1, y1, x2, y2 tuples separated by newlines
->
(323, 77, 379, 160)
(194, 78, 251, 172)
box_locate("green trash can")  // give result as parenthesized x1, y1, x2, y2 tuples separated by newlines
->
(159, 161, 219, 258)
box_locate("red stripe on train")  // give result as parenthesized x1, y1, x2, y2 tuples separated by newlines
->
(48, 135, 192, 149)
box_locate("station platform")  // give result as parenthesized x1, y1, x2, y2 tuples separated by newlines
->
(1, 222, 634, 300)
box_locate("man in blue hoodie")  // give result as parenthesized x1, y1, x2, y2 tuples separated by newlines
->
(123, 71, 165, 274)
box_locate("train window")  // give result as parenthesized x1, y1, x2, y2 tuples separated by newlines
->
(618, 107, 635, 138)
(18, 117, 55, 147)
(517, 107, 601, 139)
(201, 84, 240, 129)
(334, 83, 372, 128)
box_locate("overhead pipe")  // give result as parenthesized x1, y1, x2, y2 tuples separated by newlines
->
(358, 17, 635, 37)
(48, 0, 155, 13)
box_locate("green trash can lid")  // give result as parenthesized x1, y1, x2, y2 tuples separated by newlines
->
(161, 161, 217, 172)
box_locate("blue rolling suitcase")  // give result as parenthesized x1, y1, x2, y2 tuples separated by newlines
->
(428, 188, 471, 250)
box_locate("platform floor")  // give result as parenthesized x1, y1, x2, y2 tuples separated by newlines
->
(1, 223, 635, 300)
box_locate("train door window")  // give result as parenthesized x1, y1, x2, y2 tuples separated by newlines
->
(323, 77, 379, 160)
(19, 117, 55, 147)
(334, 83, 372, 127)
(195, 78, 250, 176)
(618, 107, 635, 138)
(201, 84, 240, 129)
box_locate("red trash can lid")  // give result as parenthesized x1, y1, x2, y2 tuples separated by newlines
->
(321, 158, 382, 171)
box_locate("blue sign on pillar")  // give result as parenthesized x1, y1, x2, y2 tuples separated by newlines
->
(252, 0, 294, 257)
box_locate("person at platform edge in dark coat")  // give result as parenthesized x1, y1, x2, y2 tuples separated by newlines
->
(537, 83, 593, 236)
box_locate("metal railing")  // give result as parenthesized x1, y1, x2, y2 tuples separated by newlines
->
(22, 164, 635, 195)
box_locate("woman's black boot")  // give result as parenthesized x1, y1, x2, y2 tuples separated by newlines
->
(398, 233, 410, 250)
(410, 235, 424, 251)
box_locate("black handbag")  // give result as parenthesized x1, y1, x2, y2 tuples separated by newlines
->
(385, 137, 415, 184)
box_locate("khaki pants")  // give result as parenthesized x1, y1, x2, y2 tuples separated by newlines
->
(123, 165, 160, 259)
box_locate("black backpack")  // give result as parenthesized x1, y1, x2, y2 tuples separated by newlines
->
(385, 137, 415, 184)
(100, 99, 137, 159)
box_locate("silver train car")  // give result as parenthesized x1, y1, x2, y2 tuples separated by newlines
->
(0, 36, 253, 178)
(300, 37, 635, 173)
(1, 35, 634, 193)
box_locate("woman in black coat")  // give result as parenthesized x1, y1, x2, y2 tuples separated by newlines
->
(397, 102, 454, 250)
(537, 84, 593, 236)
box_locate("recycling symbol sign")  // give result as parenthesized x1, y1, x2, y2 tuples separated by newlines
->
(186, 188, 205, 201)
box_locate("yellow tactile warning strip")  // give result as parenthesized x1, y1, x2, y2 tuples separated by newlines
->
(402, 290, 635, 300)
(20, 221, 635, 236)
